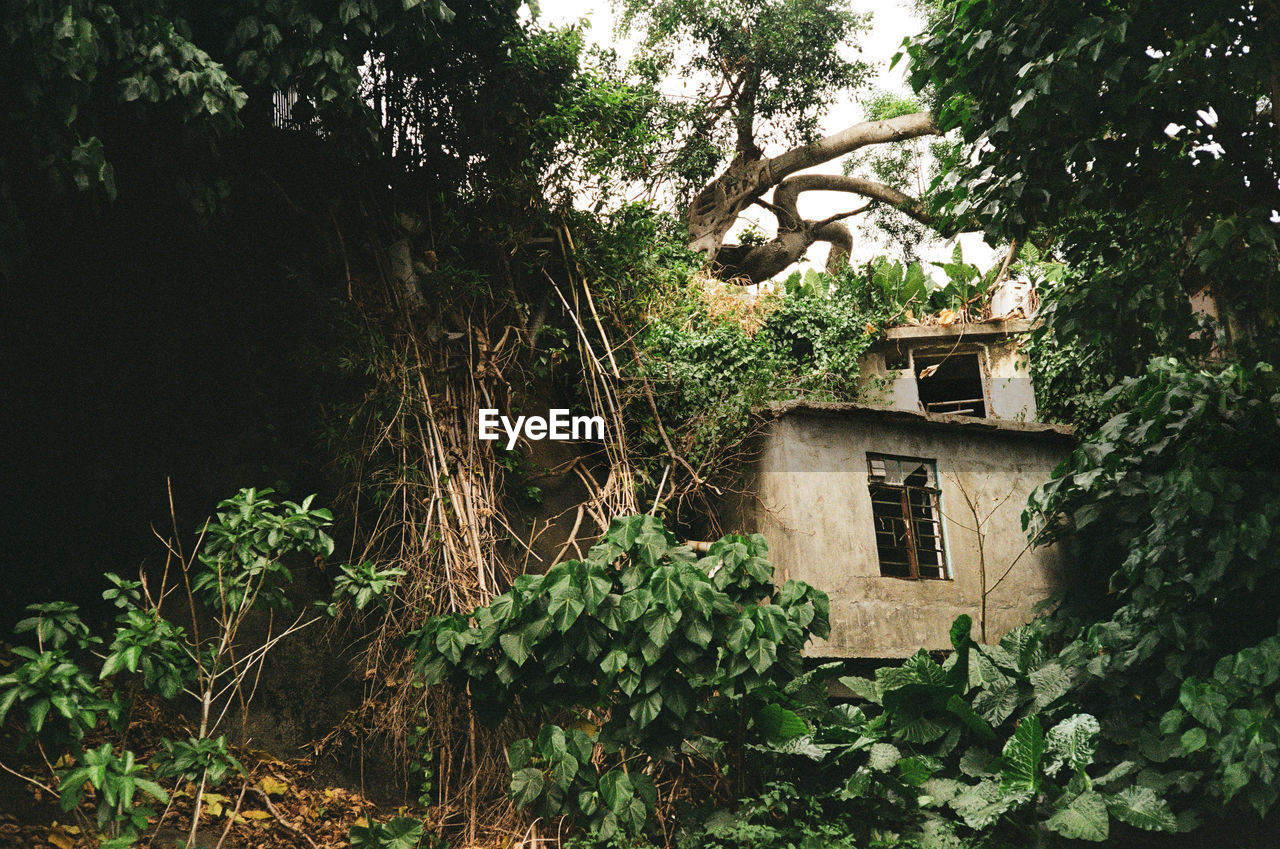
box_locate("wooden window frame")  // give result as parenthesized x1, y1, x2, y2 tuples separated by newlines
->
(867, 454, 949, 580)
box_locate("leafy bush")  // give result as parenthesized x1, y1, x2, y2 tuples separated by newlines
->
(411, 514, 830, 840)
(673, 615, 1176, 849)
(0, 488, 403, 846)
(1025, 358, 1280, 819)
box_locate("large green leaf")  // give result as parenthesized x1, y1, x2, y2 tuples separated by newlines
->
(641, 605, 680, 648)
(744, 637, 777, 674)
(1106, 785, 1177, 832)
(1000, 715, 1045, 794)
(945, 694, 996, 741)
(618, 588, 653, 622)
(380, 817, 426, 849)
(1029, 662, 1073, 709)
(1046, 713, 1100, 775)
(1046, 790, 1109, 842)
(604, 516, 644, 552)
(548, 586, 585, 632)
(635, 528, 669, 567)
(500, 631, 533, 667)
(971, 676, 1021, 725)
(648, 565, 684, 608)
(600, 648, 628, 677)
(869, 742, 901, 771)
(756, 703, 808, 742)
(629, 690, 662, 728)
(510, 767, 545, 809)
(598, 769, 635, 814)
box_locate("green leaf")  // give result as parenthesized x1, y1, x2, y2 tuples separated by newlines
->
(1106, 785, 1177, 832)
(648, 565, 683, 608)
(29, 698, 51, 734)
(548, 586, 585, 632)
(949, 615, 973, 652)
(946, 694, 996, 741)
(635, 529, 669, 567)
(537, 725, 568, 760)
(629, 690, 662, 728)
(599, 769, 635, 814)
(604, 516, 644, 552)
(898, 755, 940, 786)
(1046, 790, 1109, 842)
(756, 703, 808, 742)
(618, 588, 652, 622)
(488, 593, 517, 623)
(510, 767, 545, 809)
(726, 616, 754, 652)
(1000, 715, 1045, 794)
(549, 749, 578, 787)
(435, 627, 470, 664)
(1029, 662, 1073, 709)
(1180, 727, 1207, 754)
(682, 614, 713, 648)
(1046, 713, 1100, 773)
(839, 675, 881, 704)
(869, 742, 901, 771)
(500, 631, 533, 667)
(509, 738, 534, 770)
(641, 606, 680, 648)
(972, 676, 1021, 725)
(744, 637, 776, 674)
(600, 648, 628, 677)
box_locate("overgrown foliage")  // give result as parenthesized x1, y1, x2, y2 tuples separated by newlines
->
(411, 519, 1184, 847)
(632, 245, 1008, 502)
(412, 515, 829, 840)
(907, 0, 1280, 373)
(1022, 359, 1280, 824)
(0, 489, 400, 846)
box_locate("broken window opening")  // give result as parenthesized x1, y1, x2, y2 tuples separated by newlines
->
(867, 454, 948, 580)
(915, 352, 987, 417)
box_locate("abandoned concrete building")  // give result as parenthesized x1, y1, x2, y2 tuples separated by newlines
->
(730, 315, 1074, 658)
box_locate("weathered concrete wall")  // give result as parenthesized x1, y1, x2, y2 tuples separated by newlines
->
(857, 319, 1038, 422)
(730, 404, 1073, 658)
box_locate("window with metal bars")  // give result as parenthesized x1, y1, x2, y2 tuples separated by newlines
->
(867, 454, 948, 579)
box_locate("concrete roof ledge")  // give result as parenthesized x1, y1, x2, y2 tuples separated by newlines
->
(759, 400, 1076, 440)
(879, 317, 1036, 343)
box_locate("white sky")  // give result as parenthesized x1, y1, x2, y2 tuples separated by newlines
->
(534, 0, 997, 276)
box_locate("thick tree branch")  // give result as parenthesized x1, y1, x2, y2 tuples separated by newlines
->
(774, 173, 935, 227)
(765, 111, 940, 184)
(687, 111, 940, 257)
(717, 172, 931, 284)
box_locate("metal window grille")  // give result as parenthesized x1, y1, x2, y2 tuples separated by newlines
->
(867, 454, 947, 579)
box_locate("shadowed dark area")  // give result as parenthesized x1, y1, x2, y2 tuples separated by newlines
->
(0, 131, 354, 634)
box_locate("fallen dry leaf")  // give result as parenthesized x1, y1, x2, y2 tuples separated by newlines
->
(259, 776, 290, 797)
(46, 827, 75, 849)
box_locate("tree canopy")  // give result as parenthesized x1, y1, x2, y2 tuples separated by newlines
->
(616, 0, 948, 282)
(907, 0, 1280, 367)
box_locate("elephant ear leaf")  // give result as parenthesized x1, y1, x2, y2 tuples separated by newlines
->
(1105, 785, 1177, 832)
(1046, 790, 1109, 842)
(1045, 713, 1099, 775)
(1000, 715, 1045, 794)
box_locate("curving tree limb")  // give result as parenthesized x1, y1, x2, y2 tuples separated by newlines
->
(687, 111, 941, 268)
(710, 170, 937, 284)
